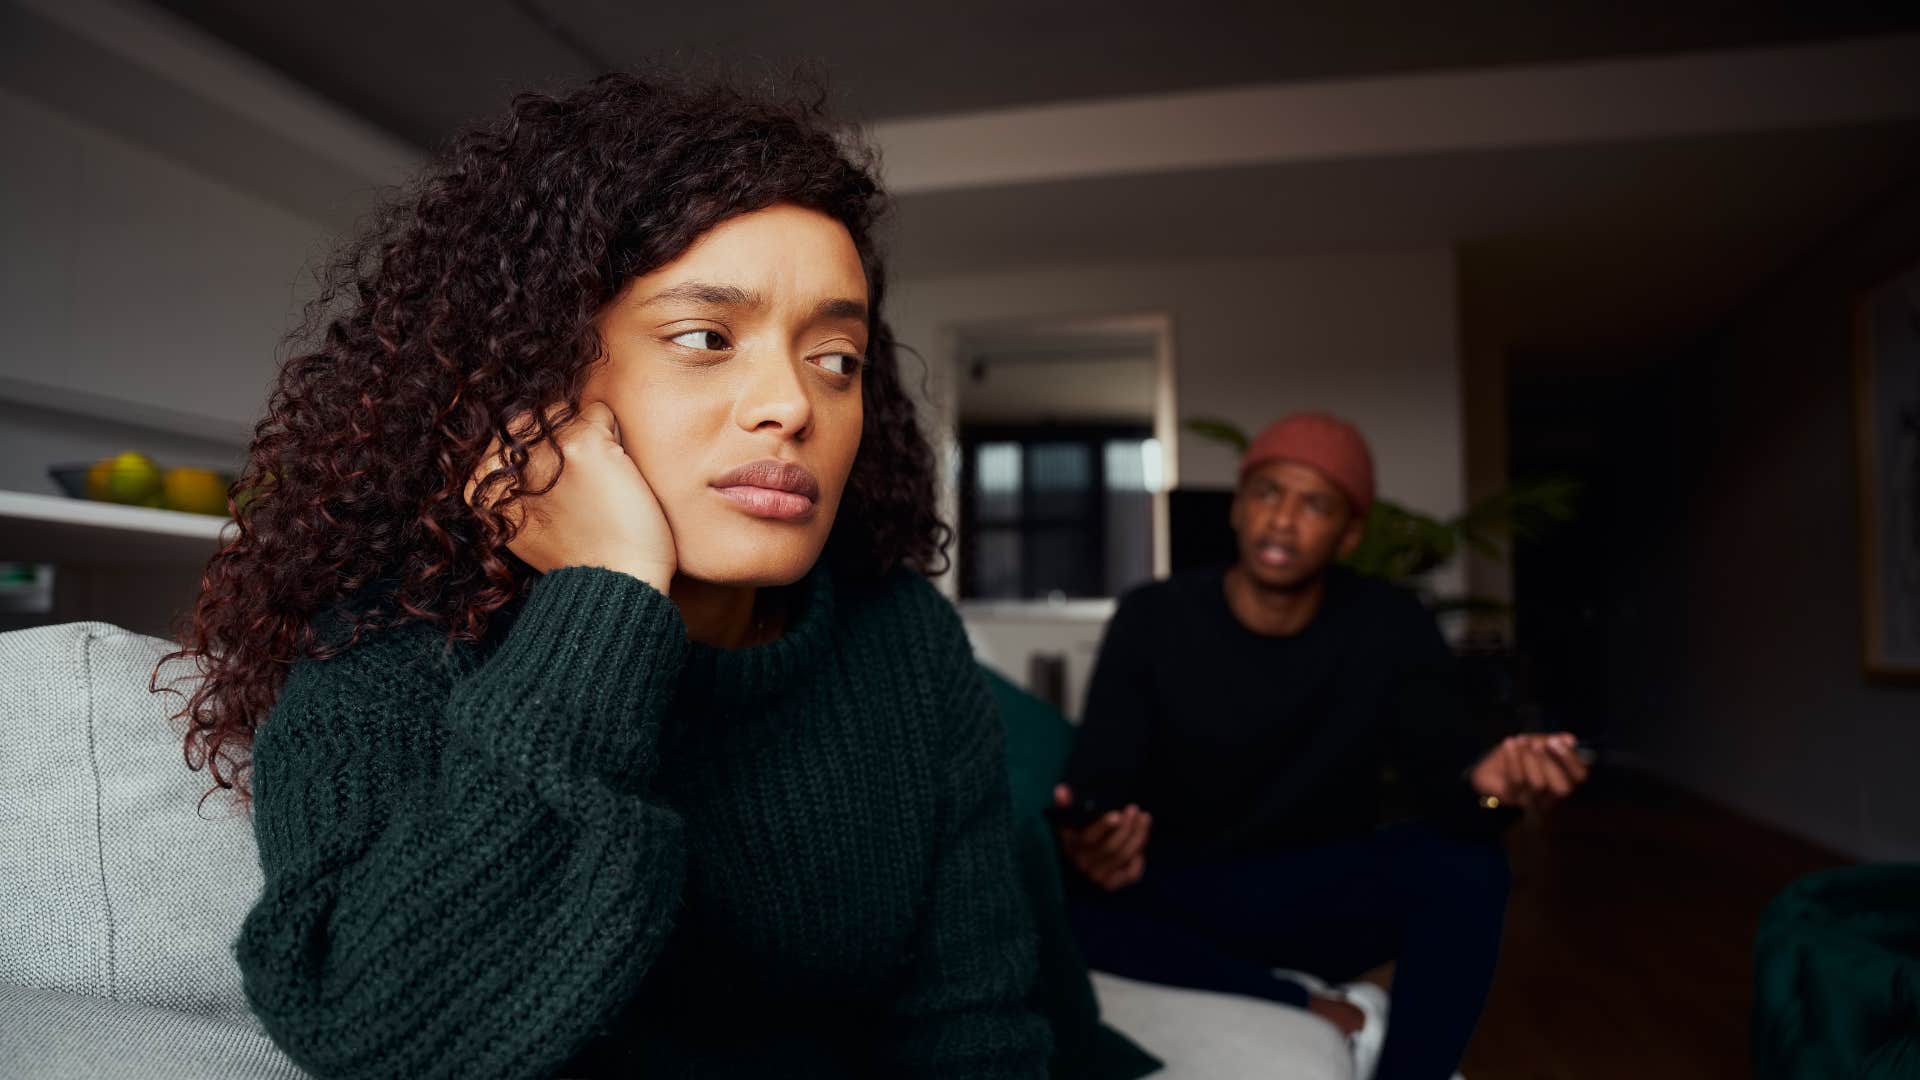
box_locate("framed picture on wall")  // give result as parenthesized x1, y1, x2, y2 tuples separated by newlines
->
(1855, 259, 1920, 680)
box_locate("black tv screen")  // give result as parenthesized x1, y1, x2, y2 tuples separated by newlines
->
(1167, 487, 1237, 575)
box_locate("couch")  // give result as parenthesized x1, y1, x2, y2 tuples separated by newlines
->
(0, 621, 1351, 1079)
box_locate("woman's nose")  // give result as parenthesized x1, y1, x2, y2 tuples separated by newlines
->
(733, 350, 814, 440)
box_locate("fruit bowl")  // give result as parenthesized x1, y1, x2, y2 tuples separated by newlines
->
(48, 455, 237, 516)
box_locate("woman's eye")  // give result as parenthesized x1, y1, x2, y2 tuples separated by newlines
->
(669, 329, 730, 351)
(815, 353, 862, 377)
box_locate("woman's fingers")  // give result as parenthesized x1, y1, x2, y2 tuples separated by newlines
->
(577, 398, 619, 442)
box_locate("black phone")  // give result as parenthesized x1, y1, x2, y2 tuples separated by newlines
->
(1573, 738, 1613, 767)
(1044, 793, 1128, 830)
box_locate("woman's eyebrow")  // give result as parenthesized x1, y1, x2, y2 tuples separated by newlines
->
(812, 297, 868, 323)
(634, 281, 761, 309)
(632, 283, 866, 325)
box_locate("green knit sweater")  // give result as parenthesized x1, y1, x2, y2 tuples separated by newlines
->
(237, 563, 1053, 1079)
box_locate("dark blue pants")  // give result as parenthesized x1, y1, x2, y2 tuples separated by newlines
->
(1066, 824, 1509, 1080)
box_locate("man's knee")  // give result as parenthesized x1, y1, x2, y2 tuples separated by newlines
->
(1395, 826, 1511, 910)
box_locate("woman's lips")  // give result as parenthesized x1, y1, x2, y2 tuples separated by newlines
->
(710, 459, 820, 522)
(714, 485, 816, 521)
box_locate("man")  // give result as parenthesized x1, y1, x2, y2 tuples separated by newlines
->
(1055, 412, 1587, 1080)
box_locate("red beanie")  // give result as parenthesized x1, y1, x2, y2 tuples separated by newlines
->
(1238, 412, 1376, 519)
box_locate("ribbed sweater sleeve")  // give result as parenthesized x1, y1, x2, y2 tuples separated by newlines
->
(890, 610, 1053, 1077)
(237, 566, 690, 1080)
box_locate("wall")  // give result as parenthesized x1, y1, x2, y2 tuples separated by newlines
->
(0, 0, 415, 493)
(891, 250, 1465, 703)
(0, 86, 328, 472)
(957, 355, 1157, 425)
(1604, 184, 1920, 861)
(0, 1, 409, 639)
(891, 249, 1463, 513)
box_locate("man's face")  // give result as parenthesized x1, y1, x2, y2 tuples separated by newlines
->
(1229, 459, 1365, 589)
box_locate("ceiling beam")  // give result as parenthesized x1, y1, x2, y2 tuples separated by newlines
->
(870, 34, 1920, 195)
(15, 0, 419, 183)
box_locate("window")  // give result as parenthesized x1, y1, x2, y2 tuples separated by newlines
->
(958, 425, 1159, 599)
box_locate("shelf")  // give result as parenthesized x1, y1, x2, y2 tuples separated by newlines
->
(958, 597, 1117, 622)
(0, 489, 233, 566)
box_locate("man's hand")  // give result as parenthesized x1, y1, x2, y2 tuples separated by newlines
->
(1469, 732, 1590, 812)
(1053, 784, 1151, 891)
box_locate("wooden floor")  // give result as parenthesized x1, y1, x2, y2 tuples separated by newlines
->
(1457, 769, 1849, 1080)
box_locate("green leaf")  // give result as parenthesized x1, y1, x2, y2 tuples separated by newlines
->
(1182, 417, 1251, 454)
(1452, 475, 1580, 545)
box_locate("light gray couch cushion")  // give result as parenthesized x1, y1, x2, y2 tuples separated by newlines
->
(0, 981, 302, 1079)
(0, 621, 263, 1027)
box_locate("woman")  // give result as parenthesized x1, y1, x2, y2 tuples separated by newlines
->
(168, 74, 1052, 1078)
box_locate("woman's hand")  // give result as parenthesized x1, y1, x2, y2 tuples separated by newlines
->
(464, 401, 677, 590)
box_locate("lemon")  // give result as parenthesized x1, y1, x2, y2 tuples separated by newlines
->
(96, 451, 163, 506)
(163, 467, 230, 516)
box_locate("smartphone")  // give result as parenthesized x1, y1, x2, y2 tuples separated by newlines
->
(1573, 738, 1612, 767)
(1044, 793, 1128, 830)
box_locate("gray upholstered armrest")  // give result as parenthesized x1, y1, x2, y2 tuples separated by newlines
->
(0, 981, 303, 1079)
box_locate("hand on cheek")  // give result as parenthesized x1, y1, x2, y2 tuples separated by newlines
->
(464, 400, 678, 591)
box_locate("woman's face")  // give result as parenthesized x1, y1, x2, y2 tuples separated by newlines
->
(584, 204, 868, 588)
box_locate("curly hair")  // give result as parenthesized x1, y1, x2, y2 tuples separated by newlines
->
(161, 72, 951, 801)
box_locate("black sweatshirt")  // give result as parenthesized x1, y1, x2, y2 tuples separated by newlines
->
(1063, 565, 1493, 861)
